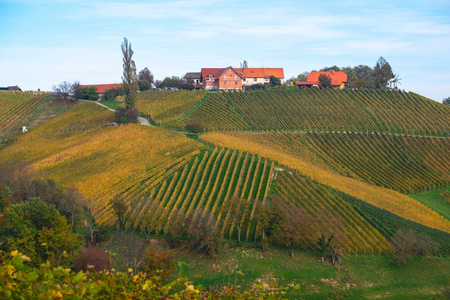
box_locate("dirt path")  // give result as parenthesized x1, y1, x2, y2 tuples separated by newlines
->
(80, 100, 152, 126)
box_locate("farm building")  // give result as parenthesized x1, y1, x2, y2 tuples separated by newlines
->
(201, 67, 243, 91)
(183, 72, 202, 89)
(79, 83, 122, 101)
(296, 70, 347, 89)
(0, 85, 22, 92)
(236, 68, 285, 86)
(200, 67, 284, 90)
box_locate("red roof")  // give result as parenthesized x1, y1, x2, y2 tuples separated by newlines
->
(295, 81, 320, 85)
(307, 71, 347, 86)
(201, 68, 225, 81)
(235, 68, 284, 79)
(201, 67, 284, 81)
(79, 83, 122, 94)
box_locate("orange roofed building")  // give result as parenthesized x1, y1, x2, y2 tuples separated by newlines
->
(200, 67, 284, 90)
(201, 67, 243, 91)
(236, 68, 284, 87)
(296, 71, 347, 89)
(79, 83, 122, 100)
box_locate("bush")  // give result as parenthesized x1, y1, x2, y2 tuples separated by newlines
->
(390, 229, 438, 265)
(0, 184, 12, 213)
(115, 107, 139, 124)
(125, 108, 140, 123)
(141, 245, 175, 280)
(187, 208, 223, 256)
(75, 247, 110, 272)
(104, 86, 124, 101)
(246, 83, 266, 90)
(185, 120, 204, 133)
(81, 87, 99, 101)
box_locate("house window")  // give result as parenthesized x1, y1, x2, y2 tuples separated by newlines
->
(235, 81, 237, 85)
(209, 75, 213, 80)
(224, 75, 227, 81)
(243, 78, 246, 81)
(235, 75, 237, 81)
(254, 78, 257, 82)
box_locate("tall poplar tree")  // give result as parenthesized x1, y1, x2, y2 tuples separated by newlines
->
(121, 37, 139, 111)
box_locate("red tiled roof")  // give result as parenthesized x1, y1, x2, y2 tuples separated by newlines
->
(201, 67, 284, 81)
(79, 84, 122, 94)
(235, 68, 284, 79)
(295, 81, 320, 85)
(307, 71, 347, 86)
(201, 68, 225, 81)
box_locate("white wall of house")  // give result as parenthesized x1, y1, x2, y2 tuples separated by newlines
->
(241, 77, 284, 86)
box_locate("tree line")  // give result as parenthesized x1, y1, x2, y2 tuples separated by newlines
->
(290, 56, 398, 90)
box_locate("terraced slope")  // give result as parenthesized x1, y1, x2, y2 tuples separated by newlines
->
(0, 102, 206, 225)
(239, 131, 448, 194)
(125, 148, 273, 239)
(275, 170, 391, 254)
(200, 131, 450, 233)
(173, 92, 252, 131)
(0, 91, 48, 135)
(204, 89, 449, 135)
(135, 90, 206, 124)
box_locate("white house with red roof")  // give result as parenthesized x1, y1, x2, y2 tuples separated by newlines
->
(199, 67, 284, 90)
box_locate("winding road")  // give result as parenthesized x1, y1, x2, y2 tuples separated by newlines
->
(81, 100, 151, 126)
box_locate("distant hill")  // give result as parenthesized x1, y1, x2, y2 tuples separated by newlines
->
(0, 92, 79, 144)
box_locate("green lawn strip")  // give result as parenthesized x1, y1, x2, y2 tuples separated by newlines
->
(88, 229, 450, 299)
(410, 187, 450, 221)
(99, 99, 123, 110)
(174, 243, 449, 299)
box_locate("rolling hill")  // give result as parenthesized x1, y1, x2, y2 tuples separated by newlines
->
(0, 88, 449, 254)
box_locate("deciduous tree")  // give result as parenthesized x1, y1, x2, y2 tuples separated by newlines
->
(318, 73, 332, 88)
(269, 75, 281, 86)
(110, 196, 128, 232)
(372, 56, 394, 89)
(138, 67, 154, 91)
(0, 198, 81, 266)
(121, 37, 139, 111)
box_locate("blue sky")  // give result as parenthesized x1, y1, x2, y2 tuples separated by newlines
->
(1, 0, 449, 101)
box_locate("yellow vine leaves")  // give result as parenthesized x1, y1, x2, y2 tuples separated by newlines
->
(201, 131, 450, 233)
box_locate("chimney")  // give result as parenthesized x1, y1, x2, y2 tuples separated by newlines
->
(332, 70, 335, 75)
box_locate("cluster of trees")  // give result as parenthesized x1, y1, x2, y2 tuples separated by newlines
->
(292, 57, 397, 89)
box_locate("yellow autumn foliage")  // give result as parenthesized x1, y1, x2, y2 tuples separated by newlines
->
(201, 131, 450, 233)
(0, 102, 206, 226)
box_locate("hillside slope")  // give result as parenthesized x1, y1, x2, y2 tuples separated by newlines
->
(201, 131, 450, 233)
(180, 89, 449, 135)
(0, 102, 207, 225)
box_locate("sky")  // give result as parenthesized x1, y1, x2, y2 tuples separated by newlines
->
(1, 0, 449, 102)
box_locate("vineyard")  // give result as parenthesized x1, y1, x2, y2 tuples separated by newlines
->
(0, 91, 48, 136)
(1, 88, 449, 254)
(275, 170, 391, 254)
(135, 90, 206, 125)
(123, 148, 273, 240)
(200, 131, 450, 234)
(175, 92, 251, 131)
(222, 131, 449, 194)
(0, 102, 207, 225)
(180, 89, 450, 135)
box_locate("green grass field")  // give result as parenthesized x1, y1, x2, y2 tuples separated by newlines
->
(411, 188, 450, 221)
(99, 232, 450, 299)
(99, 98, 123, 110)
